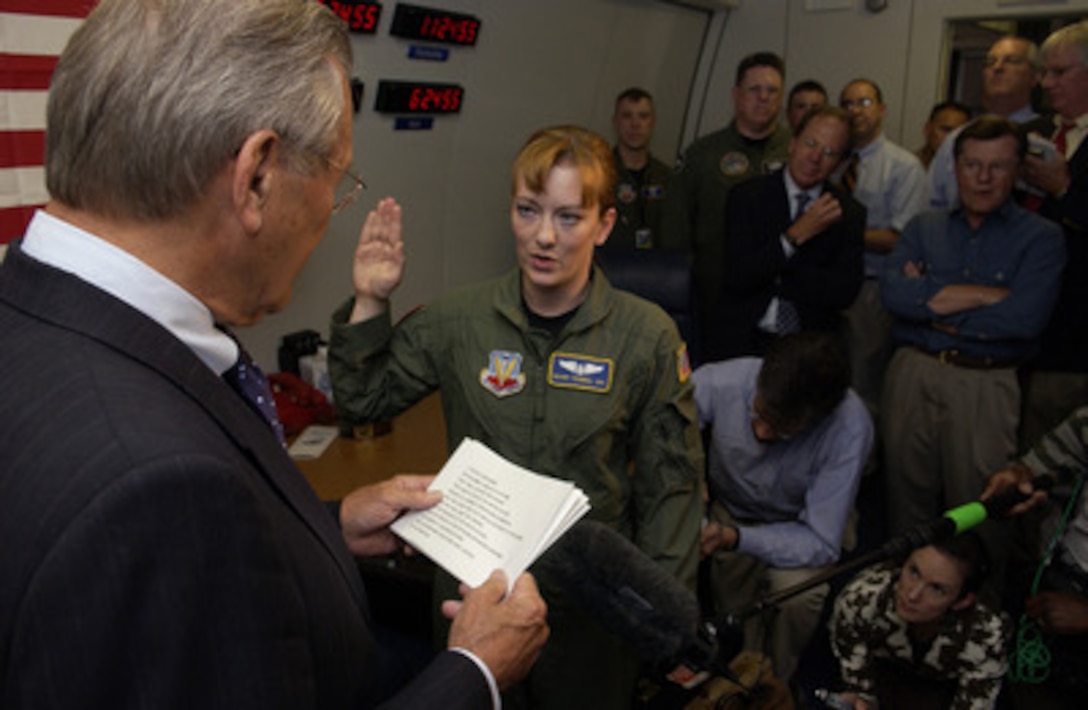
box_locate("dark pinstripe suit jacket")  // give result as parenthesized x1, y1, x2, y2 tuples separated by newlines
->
(0, 244, 488, 709)
(1035, 131, 1088, 372)
(706, 169, 866, 361)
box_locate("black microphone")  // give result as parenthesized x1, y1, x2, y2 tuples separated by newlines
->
(877, 472, 1057, 560)
(545, 519, 719, 684)
(727, 474, 1059, 625)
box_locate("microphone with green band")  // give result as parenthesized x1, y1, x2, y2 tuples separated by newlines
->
(946, 500, 989, 534)
(728, 474, 1055, 626)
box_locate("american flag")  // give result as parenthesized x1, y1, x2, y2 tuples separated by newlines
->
(1, 1, 95, 245)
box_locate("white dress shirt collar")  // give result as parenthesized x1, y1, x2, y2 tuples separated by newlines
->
(782, 169, 822, 216)
(20, 210, 238, 375)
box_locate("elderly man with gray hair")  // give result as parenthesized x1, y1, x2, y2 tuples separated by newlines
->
(1019, 20, 1088, 449)
(0, 1, 548, 707)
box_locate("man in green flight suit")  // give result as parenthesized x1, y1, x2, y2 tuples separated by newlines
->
(606, 87, 672, 250)
(662, 51, 792, 362)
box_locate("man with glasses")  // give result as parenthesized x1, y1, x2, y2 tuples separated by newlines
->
(929, 36, 1050, 209)
(1019, 21, 1088, 448)
(695, 332, 873, 686)
(880, 118, 1065, 589)
(710, 105, 865, 360)
(662, 52, 792, 361)
(0, 0, 549, 707)
(836, 79, 928, 464)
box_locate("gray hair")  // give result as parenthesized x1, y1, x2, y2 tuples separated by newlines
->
(45, 0, 352, 222)
(1042, 20, 1088, 69)
(997, 35, 1041, 72)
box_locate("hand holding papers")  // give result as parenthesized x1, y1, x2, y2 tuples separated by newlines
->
(391, 438, 590, 589)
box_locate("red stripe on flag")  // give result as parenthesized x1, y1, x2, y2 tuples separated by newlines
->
(0, 204, 41, 244)
(0, 130, 46, 168)
(0, 1, 96, 18)
(0, 54, 58, 90)
(0, 1, 90, 244)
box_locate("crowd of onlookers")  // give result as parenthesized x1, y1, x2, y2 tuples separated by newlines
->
(605, 20, 1088, 710)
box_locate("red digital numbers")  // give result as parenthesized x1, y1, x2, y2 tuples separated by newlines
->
(408, 86, 462, 112)
(376, 81, 464, 114)
(418, 15, 478, 44)
(458, 19, 479, 45)
(391, 4, 480, 46)
(319, 0, 381, 33)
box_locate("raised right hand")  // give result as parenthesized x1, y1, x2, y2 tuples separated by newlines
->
(350, 197, 404, 323)
(442, 570, 549, 690)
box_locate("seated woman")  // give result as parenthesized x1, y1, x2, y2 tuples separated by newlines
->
(828, 533, 1009, 710)
(328, 125, 704, 710)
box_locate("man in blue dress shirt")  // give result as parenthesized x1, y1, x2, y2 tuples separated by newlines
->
(695, 332, 873, 686)
(880, 117, 1066, 577)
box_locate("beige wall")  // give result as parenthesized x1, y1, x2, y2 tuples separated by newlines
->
(239, 0, 1088, 369)
(687, 0, 1088, 148)
(238, 0, 707, 367)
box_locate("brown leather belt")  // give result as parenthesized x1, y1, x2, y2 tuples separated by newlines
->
(914, 346, 1019, 370)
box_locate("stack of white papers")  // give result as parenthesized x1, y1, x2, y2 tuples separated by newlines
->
(391, 437, 590, 589)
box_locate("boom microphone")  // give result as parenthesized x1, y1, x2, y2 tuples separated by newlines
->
(730, 474, 1058, 623)
(878, 472, 1057, 560)
(546, 519, 719, 681)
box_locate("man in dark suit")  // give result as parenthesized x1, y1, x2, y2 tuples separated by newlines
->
(1020, 20, 1088, 448)
(708, 105, 865, 361)
(0, 1, 547, 708)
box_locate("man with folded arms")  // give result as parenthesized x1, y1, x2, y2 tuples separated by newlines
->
(880, 117, 1065, 567)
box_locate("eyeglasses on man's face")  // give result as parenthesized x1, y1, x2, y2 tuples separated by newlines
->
(330, 164, 367, 215)
(984, 54, 1029, 69)
(840, 97, 876, 111)
(295, 148, 368, 216)
(956, 157, 1017, 178)
(749, 396, 805, 443)
(800, 136, 843, 159)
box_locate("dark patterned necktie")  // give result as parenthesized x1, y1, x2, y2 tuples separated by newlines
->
(793, 191, 811, 220)
(840, 152, 859, 195)
(222, 347, 286, 446)
(777, 192, 808, 334)
(776, 298, 802, 335)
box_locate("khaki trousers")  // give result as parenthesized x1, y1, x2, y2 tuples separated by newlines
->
(706, 501, 830, 686)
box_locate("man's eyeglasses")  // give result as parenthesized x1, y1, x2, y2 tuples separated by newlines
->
(749, 397, 803, 442)
(840, 97, 876, 110)
(331, 165, 367, 215)
(984, 54, 1029, 68)
(1042, 64, 1080, 81)
(801, 136, 843, 159)
(956, 157, 1016, 177)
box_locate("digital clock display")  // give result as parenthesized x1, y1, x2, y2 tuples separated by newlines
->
(374, 80, 464, 114)
(318, 0, 382, 34)
(390, 3, 480, 46)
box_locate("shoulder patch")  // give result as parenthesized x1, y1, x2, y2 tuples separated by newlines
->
(617, 182, 638, 204)
(677, 343, 691, 383)
(479, 350, 527, 397)
(720, 151, 750, 177)
(548, 353, 613, 393)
